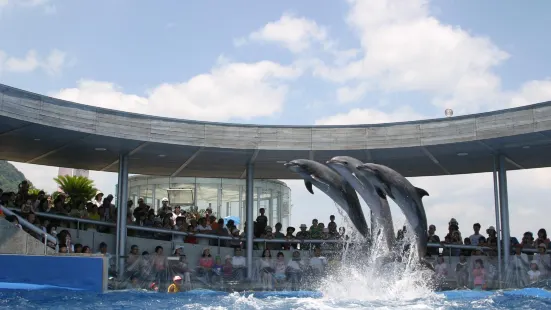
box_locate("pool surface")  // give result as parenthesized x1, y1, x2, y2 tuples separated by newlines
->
(1, 288, 551, 309)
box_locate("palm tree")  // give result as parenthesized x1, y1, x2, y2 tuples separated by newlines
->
(53, 175, 97, 205)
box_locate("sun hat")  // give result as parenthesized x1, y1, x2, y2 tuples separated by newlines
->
(173, 275, 182, 281)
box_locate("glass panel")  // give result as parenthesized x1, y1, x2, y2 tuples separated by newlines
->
(221, 183, 241, 220)
(196, 181, 220, 216)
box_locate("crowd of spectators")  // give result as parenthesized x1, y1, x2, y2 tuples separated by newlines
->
(2, 180, 551, 291)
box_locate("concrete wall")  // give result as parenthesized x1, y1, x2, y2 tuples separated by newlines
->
(0, 218, 56, 255)
(2, 84, 551, 151)
(0, 254, 108, 292)
(64, 228, 313, 268)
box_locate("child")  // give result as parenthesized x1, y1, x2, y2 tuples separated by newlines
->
(168, 276, 182, 293)
(472, 259, 486, 290)
(434, 256, 448, 283)
(528, 260, 541, 284)
(274, 252, 287, 285)
(455, 256, 469, 288)
(212, 256, 223, 283)
(222, 255, 233, 280)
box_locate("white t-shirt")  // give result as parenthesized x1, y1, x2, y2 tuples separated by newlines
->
(309, 257, 327, 272)
(435, 263, 448, 276)
(287, 260, 303, 271)
(196, 225, 211, 231)
(469, 233, 484, 246)
(528, 270, 541, 283)
(232, 256, 246, 268)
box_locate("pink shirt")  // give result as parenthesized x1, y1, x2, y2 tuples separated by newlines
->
(200, 257, 214, 268)
(472, 268, 485, 285)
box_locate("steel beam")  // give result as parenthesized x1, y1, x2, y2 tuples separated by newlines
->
(171, 146, 204, 177)
(101, 142, 150, 172)
(245, 163, 254, 280)
(240, 149, 259, 179)
(421, 146, 451, 175)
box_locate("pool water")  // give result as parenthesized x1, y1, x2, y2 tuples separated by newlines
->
(1, 288, 551, 310)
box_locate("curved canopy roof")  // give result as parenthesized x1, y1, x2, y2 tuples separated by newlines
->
(1, 83, 551, 179)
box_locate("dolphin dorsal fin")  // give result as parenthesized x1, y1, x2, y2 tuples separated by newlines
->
(415, 187, 429, 198)
(304, 180, 314, 194)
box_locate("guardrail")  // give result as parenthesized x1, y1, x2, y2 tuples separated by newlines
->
(7, 207, 545, 254)
(1, 205, 58, 254)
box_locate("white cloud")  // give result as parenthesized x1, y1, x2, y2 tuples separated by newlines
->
(0, 49, 67, 75)
(52, 60, 302, 122)
(0, 0, 55, 14)
(315, 106, 427, 125)
(239, 13, 328, 53)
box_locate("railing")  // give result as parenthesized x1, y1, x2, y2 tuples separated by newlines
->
(6, 207, 545, 254)
(1, 205, 58, 254)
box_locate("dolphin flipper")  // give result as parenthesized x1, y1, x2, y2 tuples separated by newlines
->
(373, 169, 394, 200)
(415, 187, 429, 198)
(311, 174, 330, 191)
(375, 188, 387, 200)
(304, 180, 314, 194)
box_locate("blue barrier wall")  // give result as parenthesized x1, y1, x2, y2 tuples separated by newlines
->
(0, 255, 106, 292)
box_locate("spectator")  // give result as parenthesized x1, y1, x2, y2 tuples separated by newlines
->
(171, 206, 182, 223)
(92, 191, 104, 208)
(536, 229, 550, 248)
(167, 275, 182, 293)
(528, 260, 541, 284)
(59, 244, 68, 253)
(231, 248, 247, 280)
(273, 252, 286, 285)
(259, 249, 274, 290)
(198, 248, 214, 283)
(309, 247, 327, 275)
(469, 223, 484, 246)
(296, 224, 310, 240)
(455, 256, 469, 288)
(427, 225, 440, 256)
(284, 227, 297, 250)
(287, 250, 304, 291)
(256, 208, 268, 233)
(208, 215, 218, 231)
(434, 256, 448, 285)
(472, 259, 486, 290)
(521, 232, 535, 248)
(185, 225, 197, 244)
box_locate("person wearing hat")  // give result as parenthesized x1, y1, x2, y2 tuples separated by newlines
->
(92, 191, 104, 208)
(528, 260, 541, 284)
(168, 275, 183, 293)
(284, 227, 297, 250)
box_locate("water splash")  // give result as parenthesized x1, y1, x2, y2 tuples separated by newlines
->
(319, 210, 438, 304)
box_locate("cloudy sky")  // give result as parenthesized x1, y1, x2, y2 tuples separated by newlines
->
(2, 0, 551, 240)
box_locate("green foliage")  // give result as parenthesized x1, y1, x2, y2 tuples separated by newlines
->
(28, 187, 46, 196)
(53, 175, 97, 204)
(0, 160, 28, 192)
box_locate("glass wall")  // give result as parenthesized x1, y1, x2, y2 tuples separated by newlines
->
(125, 176, 291, 226)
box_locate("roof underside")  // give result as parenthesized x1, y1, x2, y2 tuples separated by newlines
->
(2, 116, 551, 179)
(1, 83, 551, 179)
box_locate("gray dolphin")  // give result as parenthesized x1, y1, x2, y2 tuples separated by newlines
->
(284, 159, 369, 238)
(327, 156, 395, 250)
(356, 163, 429, 260)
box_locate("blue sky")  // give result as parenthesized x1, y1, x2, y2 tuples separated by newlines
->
(2, 0, 551, 240)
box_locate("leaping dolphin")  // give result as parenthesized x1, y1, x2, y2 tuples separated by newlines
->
(356, 163, 429, 260)
(327, 156, 395, 250)
(284, 159, 370, 238)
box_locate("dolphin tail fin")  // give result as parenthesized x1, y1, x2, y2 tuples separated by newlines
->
(304, 180, 314, 194)
(415, 187, 429, 198)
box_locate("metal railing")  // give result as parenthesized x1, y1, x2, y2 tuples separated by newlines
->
(1, 205, 58, 254)
(7, 207, 545, 254)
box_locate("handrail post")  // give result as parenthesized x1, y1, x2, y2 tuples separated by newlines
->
(43, 232, 48, 255)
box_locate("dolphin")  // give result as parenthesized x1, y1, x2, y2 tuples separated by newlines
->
(356, 163, 429, 260)
(326, 156, 395, 250)
(284, 159, 369, 238)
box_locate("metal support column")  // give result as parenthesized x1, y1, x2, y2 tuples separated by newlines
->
(116, 154, 129, 279)
(245, 163, 254, 280)
(498, 155, 511, 271)
(492, 157, 502, 288)
(268, 189, 273, 226)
